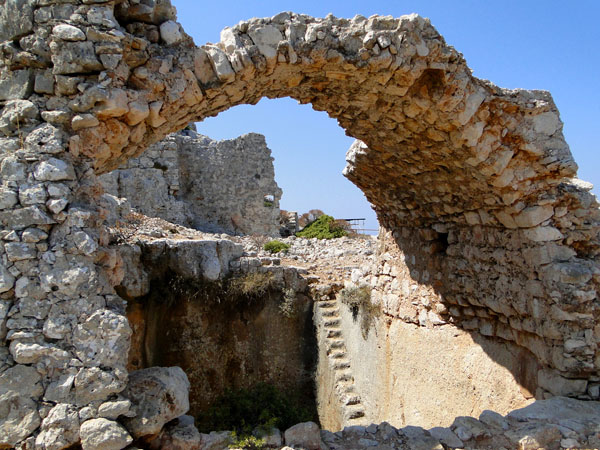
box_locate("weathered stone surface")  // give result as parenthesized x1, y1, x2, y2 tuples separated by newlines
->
(150, 416, 201, 450)
(0, 0, 34, 42)
(284, 422, 323, 450)
(0, 392, 41, 448)
(99, 131, 283, 236)
(0, 69, 32, 101)
(123, 366, 190, 438)
(0, 5, 598, 449)
(199, 430, 233, 450)
(80, 418, 132, 450)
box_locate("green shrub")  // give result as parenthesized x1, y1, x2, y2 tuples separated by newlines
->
(263, 240, 290, 254)
(340, 285, 380, 338)
(198, 383, 314, 435)
(296, 214, 348, 239)
(229, 433, 266, 450)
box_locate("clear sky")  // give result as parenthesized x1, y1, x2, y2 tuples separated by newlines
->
(173, 1, 599, 232)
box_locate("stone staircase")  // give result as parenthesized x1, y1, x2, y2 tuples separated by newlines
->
(314, 288, 367, 426)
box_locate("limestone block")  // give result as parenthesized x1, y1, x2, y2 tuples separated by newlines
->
(34, 70, 55, 94)
(284, 422, 323, 450)
(248, 24, 283, 62)
(205, 45, 235, 83)
(160, 20, 182, 45)
(0, 0, 34, 42)
(126, 100, 150, 126)
(98, 400, 132, 420)
(193, 49, 218, 86)
(80, 418, 132, 450)
(151, 416, 202, 450)
(524, 226, 563, 242)
(513, 205, 554, 228)
(53, 24, 86, 41)
(95, 88, 129, 118)
(24, 123, 65, 154)
(34, 157, 76, 181)
(73, 309, 132, 367)
(537, 369, 587, 397)
(0, 99, 38, 135)
(0, 392, 40, 448)
(0, 265, 15, 293)
(35, 403, 80, 450)
(532, 111, 560, 135)
(72, 114, 100, 131)
(74, 367, 127, 406)
(123, 366, 191, 438)
(0, 182, 18, 208)
(0, 206, 56, 229)
(50, 41, 103, 74)
(199, 431, 233, 450)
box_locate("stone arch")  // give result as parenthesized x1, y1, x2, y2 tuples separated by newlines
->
(0, 0, 599, 447)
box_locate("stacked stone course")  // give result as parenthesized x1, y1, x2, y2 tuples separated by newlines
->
(0, 0, 598, 447)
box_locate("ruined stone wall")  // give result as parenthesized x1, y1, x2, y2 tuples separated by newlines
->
(100, 130, 282, 236)
(0, 0, 598, 447)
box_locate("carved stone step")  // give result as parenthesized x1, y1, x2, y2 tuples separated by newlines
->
(341, 393, 362, 406)
(343, 406, 366, 421)
(318, 301, 336, 308)
(329, 350, 346, 359)
(327, 329, 342, 338)
(328, 340, 345, 349)
(335, 371, 353, 383)
(324, 318, 341, 328)
(321, 308, 339, 317)
(333, 360, 351, 370)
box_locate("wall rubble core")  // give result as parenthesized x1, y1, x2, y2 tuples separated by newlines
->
(0, 0, 598, 448)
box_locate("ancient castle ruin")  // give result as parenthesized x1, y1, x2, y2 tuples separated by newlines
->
(0, 0, 599, 449)
(99, 128, 283, 236)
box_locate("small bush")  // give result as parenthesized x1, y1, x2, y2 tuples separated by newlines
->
(296, 214, 348, 239)
(198, 383, 314, 435)
(340, 285, 380, 338)
(229, 433, 266, 450)
(228, 271, 274, 297)
(263, 240, 290, 254)
(263, 200, 274, 207)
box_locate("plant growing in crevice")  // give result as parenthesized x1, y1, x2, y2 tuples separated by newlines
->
(228, 271, 274, 298)
(340, 285, 380, 338)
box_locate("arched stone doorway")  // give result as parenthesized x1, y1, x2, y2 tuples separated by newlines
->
(0, 0, 598, 447)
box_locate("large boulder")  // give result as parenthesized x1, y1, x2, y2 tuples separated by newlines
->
(284, 422, 323, 450)
(123, 366, 190, 438)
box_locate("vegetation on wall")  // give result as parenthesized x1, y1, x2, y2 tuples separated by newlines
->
(227, 271, 275, 297)
(296, 214, 348, 239)
(340, 284, 380, 338)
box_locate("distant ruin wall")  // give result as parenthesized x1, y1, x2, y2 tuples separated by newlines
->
(100, 130, 282, 236)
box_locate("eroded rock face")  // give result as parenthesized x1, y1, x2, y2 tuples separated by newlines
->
(100, 130, 282, 236)
(0, 0, 598, 448)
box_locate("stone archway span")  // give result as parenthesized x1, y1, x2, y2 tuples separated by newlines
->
(68, 6, 597, 380)
(0, 0, 599, 447)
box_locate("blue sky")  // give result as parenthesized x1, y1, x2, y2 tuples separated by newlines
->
(174, 1, 599, 232)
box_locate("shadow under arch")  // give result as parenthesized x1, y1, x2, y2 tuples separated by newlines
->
(71, 7, 599, 399)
